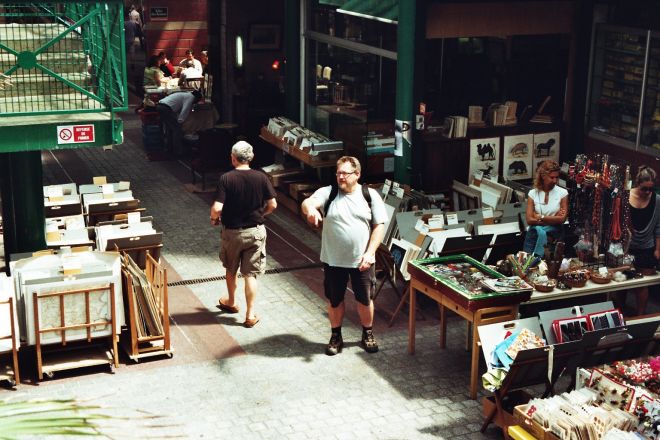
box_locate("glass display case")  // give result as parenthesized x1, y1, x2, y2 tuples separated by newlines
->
(587, 24, 660, 155)
(407, 254, 533, 311)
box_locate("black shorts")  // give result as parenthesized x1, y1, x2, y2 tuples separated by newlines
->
(323, 264, 376, 308)
(629, 247, 658, 270)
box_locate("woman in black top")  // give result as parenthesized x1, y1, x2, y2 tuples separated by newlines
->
(618, 166, 660, 315)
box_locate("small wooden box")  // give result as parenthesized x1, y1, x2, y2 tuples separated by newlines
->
(513, 405, 560, 440)
(267, 169, 308, 188)
(482, 389, 531, 431)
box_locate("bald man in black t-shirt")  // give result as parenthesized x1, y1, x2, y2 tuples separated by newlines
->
(210, 141, 277, 328)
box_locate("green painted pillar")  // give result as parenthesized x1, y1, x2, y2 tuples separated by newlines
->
(1, 151, 46, 266)
(394, 0, 416, 184)
(284, 0, 301, 122)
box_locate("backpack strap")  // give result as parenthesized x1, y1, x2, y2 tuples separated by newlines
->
(323, 184, 339, 216)
(323, 184, 372, 216)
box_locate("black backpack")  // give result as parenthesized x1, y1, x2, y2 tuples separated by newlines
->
(323, 184, 372, 216)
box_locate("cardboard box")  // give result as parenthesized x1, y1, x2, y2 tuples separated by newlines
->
(482, 389, 531, 432)
(275, 188, 300, 214)
(267, 169, 308, 188)
(289, 182, 323, 201)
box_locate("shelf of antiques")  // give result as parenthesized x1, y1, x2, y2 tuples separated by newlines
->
(260, 117, 343, 169)
(407, 254, 534, 399)
(121, 252, 172, 362)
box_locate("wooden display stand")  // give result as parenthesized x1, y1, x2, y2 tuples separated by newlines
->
(0, 297, 20, 387)
(481, 321, 660, 438)
(110, 237, 163, 270)
(33, 285, 119, 380)
(86, 200, 145, 226)
(259, 127, 341, 169)
(121, 252, 172, 362)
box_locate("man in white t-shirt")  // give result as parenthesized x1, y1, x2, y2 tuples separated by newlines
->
(301, 157, 387, 356)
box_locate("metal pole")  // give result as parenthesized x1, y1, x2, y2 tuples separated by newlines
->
(394, 0, 417, 184)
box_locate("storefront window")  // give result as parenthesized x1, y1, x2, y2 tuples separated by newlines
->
(305, 40, 396, 138)
(304, 0, 397, 144)
(587, 24, 660, 155)
(308, 1, 397, 52)
(640, 33, 660, 153)
(588, 26, 647, 147)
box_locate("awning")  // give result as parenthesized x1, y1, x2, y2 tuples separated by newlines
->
(319, 0, 398, 24)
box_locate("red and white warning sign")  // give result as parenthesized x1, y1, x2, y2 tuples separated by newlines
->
(57, 124, 95, 144)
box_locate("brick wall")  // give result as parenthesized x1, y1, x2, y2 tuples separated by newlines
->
(141, 0, 209, 61)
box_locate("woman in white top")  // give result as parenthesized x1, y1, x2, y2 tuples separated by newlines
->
(523, 160, 568, 257)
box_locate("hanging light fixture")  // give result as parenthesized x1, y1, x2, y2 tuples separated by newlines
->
(235, 35, 244, 67)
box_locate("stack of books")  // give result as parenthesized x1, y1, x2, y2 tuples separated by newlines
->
(442, 115, 468, 138)
(468, 106, 486, 127)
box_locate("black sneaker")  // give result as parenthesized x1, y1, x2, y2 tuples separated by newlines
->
(361, 329, 379, 353)
(325, 333, 343, 356)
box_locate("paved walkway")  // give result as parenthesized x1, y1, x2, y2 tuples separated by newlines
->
(9, 100, 509, 439)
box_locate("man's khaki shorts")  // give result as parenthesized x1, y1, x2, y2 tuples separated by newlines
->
(220, 225, 267, 276)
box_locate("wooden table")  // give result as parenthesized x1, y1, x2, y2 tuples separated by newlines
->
(407, 276, 519, 399)
(407, 271, 660, 399)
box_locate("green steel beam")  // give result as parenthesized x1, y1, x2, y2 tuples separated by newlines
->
(284, 0, 301, 121)
(0, 151, 46, 265)
(394, 0, 415, 184)
(0, 117, 122, 153)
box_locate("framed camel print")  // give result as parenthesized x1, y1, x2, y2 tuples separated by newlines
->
(469, 137, 500, 180)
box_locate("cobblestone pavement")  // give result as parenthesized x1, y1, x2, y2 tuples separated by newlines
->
(8, 101, 507, 439)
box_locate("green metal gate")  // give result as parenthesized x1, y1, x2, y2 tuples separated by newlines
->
(0, 1, 126, 151)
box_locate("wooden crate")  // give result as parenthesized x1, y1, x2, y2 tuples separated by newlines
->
(513, 405, 560, 440)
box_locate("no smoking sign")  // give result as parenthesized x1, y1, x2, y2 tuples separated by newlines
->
(57, 124, 95, 144)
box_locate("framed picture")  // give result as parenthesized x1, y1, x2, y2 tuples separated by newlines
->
(248, 24, 281, 50)
(389, 238, 420, 281)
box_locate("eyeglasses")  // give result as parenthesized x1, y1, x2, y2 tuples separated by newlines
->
(639, 186, 654, 192)
(336, 171, 356, 177)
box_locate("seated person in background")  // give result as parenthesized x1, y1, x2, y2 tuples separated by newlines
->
(143, 54, 169, 88)
(178, 49, 203, 77)
(523, 160, 568, 259)
(200, 50, 209, 75)
(158, 52, 176, 78)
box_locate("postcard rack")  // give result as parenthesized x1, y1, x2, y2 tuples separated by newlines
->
(480, 321, 660, 436)
(121, 252, 172, 362)
(33, 284, 119, 381)
(0, 297, 20, 387)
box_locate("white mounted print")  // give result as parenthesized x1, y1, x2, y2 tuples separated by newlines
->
(469, 137, 500, 180)
(503, 134, 533, 181)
